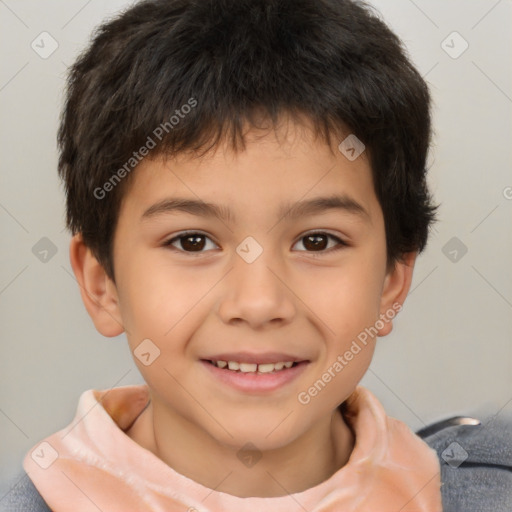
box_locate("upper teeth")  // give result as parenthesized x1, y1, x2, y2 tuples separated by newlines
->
(213, 360, 295, 373)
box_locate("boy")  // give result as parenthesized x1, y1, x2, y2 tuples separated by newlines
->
(4, 0, 511, 510)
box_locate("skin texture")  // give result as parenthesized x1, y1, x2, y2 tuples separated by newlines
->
(69, 119, 416, 498)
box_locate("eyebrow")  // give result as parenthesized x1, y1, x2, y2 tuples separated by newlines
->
(141, 194, 369, 223)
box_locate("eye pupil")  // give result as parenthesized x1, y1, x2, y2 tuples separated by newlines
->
(182, 235, 205, 251)
(304, 234, 327, 251)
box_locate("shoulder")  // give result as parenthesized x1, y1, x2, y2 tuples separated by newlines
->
(420, 415, 512, 512)
(1, 473, 51, 512)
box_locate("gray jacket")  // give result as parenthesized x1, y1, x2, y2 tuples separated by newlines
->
(2, 415, 512, 511)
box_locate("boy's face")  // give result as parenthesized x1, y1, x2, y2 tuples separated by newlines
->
(78, 119, 413, 451)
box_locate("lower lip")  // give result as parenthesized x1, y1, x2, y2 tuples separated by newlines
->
(200, 360, 309, 393)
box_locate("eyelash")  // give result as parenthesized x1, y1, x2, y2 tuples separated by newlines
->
(162, 230, 348, 257)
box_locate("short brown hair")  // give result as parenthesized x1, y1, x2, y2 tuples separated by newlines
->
(58, 0, 437, 281)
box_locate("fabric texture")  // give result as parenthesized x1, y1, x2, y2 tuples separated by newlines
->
(18, 384, 441, 512)
(0, 473, 51, 512)
(5, 388, 512, 512)
(423, 417, 512, 512)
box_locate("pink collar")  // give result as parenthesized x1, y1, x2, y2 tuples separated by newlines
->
(24, 385, 442, 511)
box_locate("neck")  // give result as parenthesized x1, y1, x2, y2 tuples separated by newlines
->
(126, 397, 354, 498)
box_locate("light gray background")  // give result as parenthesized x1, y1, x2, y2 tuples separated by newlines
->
(1, 0, 511, 500)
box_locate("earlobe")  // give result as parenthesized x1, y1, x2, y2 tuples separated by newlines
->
(377, 252, 417, 337)
(69, 233, 125, 337)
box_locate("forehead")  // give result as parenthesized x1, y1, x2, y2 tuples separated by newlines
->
(117, 120, 380, 227)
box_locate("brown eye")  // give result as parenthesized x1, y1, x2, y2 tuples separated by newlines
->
(302, 234, 329, 251)
(164, 232, 218, 254)
(293, 232, 347, 255)
(180, 234, 206, 251)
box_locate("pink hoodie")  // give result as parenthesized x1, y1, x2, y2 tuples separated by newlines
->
(24, 385, 442, 511)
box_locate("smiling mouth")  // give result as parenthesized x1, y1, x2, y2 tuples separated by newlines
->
(200, 359, 310, 393)
(202, 359, 304, 374)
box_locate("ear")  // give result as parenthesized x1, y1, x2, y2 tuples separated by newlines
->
(69, 233, 125, 337)
(377, 252, 417, 337)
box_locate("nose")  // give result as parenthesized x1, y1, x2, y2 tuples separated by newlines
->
(217, 247, 296, 329)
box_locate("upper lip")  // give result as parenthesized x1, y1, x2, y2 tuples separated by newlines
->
(201, 352, 309, 365)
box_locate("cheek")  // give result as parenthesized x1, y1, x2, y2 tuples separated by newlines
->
(119, 251, 186, 324)
(118, 256, 215, 368)
(308, 259, 385, 330)
(300, 273, 380, 409)
(302, 254, 385, 384)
